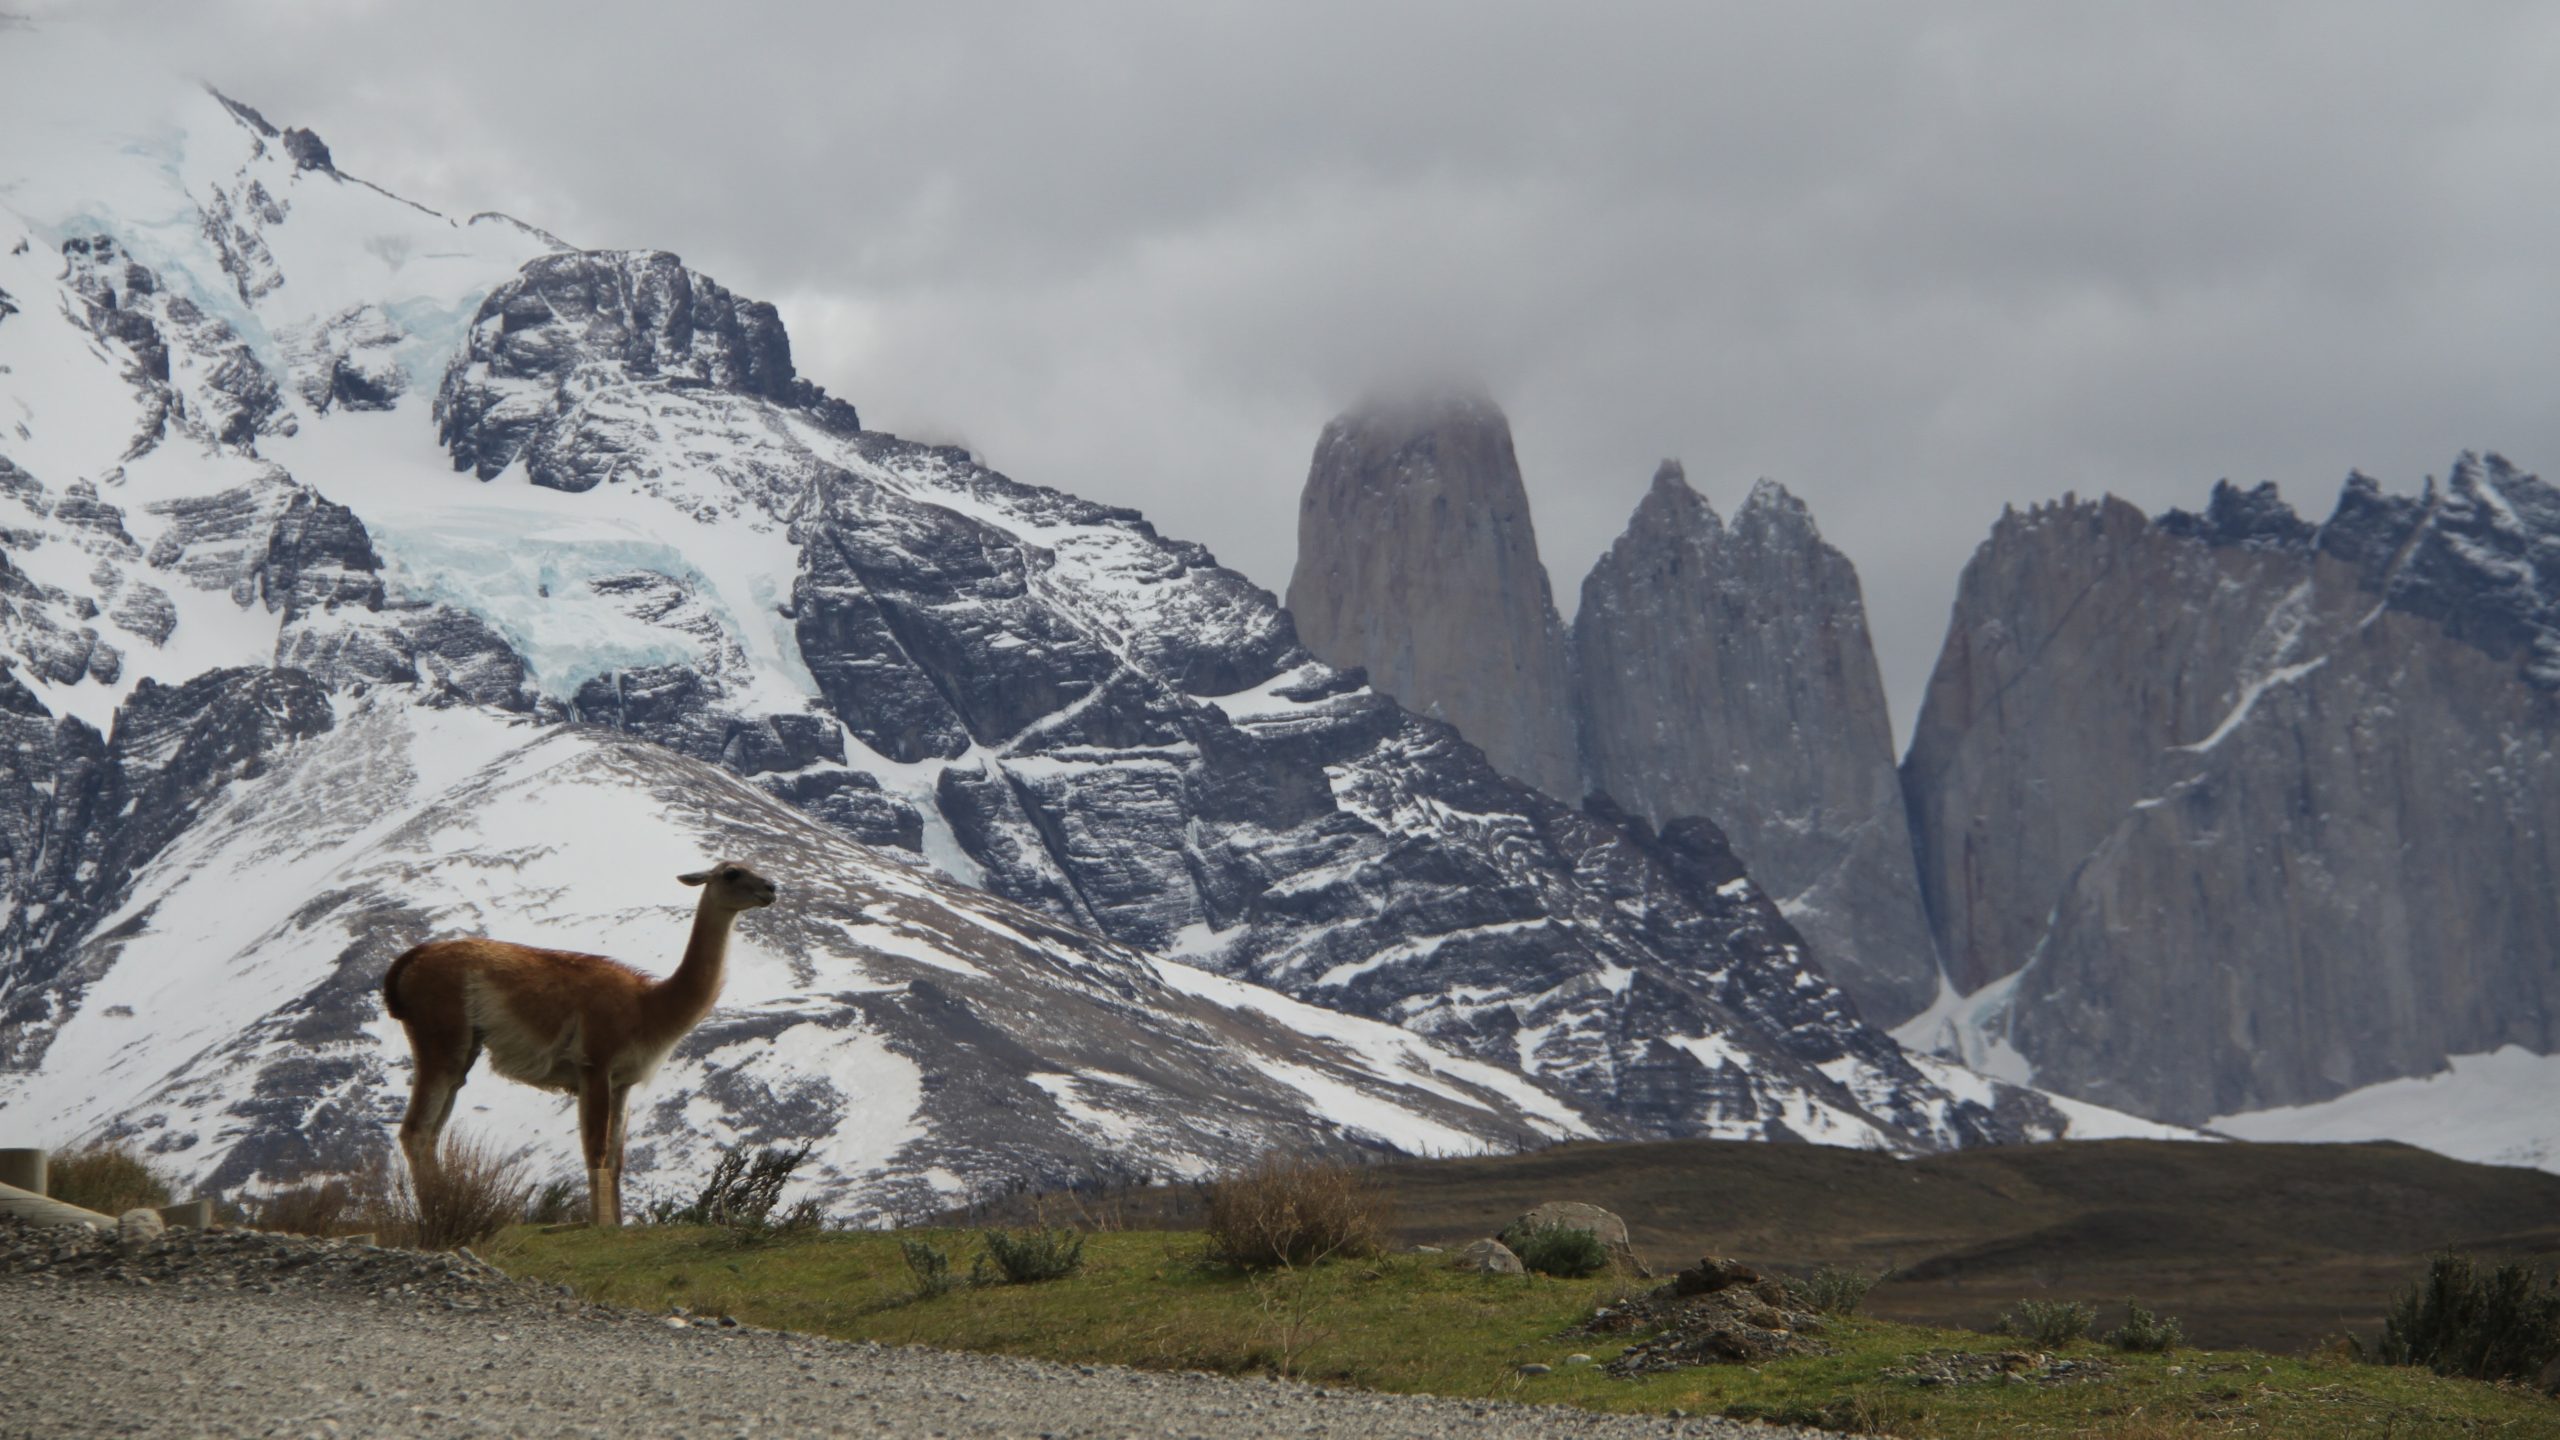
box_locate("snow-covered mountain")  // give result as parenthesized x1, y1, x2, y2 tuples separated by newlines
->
(0, 46, 2105, 1205)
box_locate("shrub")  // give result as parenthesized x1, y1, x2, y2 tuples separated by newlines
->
(1807, 1264, 1878, 1317)
(390, 1135, 533, 1251)
(900, 1237, 959, 1298)
(2372, 1252, 2560, 1388)
(524, 1176, 585, 1226)
(657, 1143, 820, 1232)
(2105, 1300, 2184, 1353)
(45, 1143, 173, 1215)
(1502, 1219, 1610, 1279)
(1997, 1298, 2096, 1348)
(1201, 1154, 1389, 1270)
(976, 1226, 1085, 1284)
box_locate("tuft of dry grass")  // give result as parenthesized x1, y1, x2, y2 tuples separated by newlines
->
(44, 1142, 174, 1215)
(249, 1141, 557, 1244)
(398, 1135, 535, 1250)
(1201, 1153, 1390, 1271)
(248, 1175, 370, 1237)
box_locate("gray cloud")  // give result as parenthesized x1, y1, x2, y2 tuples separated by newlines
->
(38, 0, 2560, 738)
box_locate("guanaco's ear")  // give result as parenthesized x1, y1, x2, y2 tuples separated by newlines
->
(677, 868, 712, 886)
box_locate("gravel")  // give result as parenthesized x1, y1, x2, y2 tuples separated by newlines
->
(0, 1220, 1850, 1439)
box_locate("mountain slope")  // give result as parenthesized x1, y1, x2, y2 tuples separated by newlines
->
(0, 692, 1586, 1213)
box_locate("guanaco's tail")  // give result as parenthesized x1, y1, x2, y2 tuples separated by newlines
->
(382, 945, 426, 1023)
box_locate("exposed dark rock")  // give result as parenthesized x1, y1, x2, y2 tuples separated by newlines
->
(279, 127, 334, 174)
(434, 250, 856, 487)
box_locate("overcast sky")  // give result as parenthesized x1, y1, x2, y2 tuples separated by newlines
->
(34, 1, 2560, 740)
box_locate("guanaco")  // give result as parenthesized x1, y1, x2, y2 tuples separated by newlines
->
(382, 861, 778, 1226)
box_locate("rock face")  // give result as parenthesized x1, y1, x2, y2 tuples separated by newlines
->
(1901, 462, 2560, 1123)
(1574, 465, 1941, 1024)
(1284, 395, 1581, 799)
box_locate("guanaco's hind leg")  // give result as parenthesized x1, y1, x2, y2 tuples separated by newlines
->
(397, 1027, 478, 1186)
(579, 1067, 622, 1228)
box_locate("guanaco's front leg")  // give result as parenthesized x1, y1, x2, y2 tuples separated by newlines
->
(578, 1067, 620, 1228)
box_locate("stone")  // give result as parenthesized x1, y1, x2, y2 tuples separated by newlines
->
(1454, 1239, 1524, 1276)
(1669, 1257, 1759, 1296)
(1284, 392, 1581, 798)
(117, 1208, 165, 1249)
(1507, 1201, 1648, 1276)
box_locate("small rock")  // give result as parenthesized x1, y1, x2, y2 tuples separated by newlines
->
(1516, 1363, 1552, 1376)
(117, 1208, 166, 1251)
(1563, 1353, 1592, 1366)
(1453, 1238, 1525, 1276)
(1670, 1257, 1759, 1295)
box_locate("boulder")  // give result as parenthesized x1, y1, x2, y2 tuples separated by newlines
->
(1454, 1238, 1524, 1276)
(1506, 1200, 1648, 1275)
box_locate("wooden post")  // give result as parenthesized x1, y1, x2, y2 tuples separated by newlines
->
(156, 1199, 213, 1230)
(0, 1148, 44, 1196)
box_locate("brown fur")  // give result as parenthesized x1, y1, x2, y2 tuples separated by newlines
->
(382, 861, 778, 1227)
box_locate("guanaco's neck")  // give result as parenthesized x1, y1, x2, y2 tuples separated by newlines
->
(643, 901, 735, 1038)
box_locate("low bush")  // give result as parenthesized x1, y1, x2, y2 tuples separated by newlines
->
(976, 1226, 1085, 1285)
(524, 1176, 585, 1226)
(900, 1237, 959, 1298)
(1501, 1219, 1609, 1279)
(1201, 1154, 1389, 1270)
(2104, 1300, 2184, 1353)
(1807, 1264, 1878, 1317)
(653, 1143, 823, 1234)
(2372, 1252, 2560, 1389)
(1998, 1298, 2096, 1348)
(45, 1142, 173, 1215)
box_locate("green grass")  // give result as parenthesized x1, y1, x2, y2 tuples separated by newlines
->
(487, 1225, 2558, 1437)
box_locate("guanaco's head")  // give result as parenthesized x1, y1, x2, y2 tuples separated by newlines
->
(679, 860, 779, 913)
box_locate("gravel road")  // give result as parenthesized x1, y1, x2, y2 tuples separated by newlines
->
(0, 1222, 1845, 1439)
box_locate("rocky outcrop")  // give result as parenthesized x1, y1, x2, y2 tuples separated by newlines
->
(434, 249, 858, 490)
(1283, 395, 1580, 799)
(1574, 465, 1941, 1024)
(1901, 461, 2560, 1123)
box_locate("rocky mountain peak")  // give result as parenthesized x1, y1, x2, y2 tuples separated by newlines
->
(435, 249, 859, 488)
(1734, 477, 1819, 540)
(1576, 463, 1941, 1024)
(2157, 479, 2314, 550)
(1284, 393, 1580, 798)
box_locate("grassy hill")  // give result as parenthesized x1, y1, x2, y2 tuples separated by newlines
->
(954, 1138, 2560, 1353)
(488, 1222, 2560, 1438)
